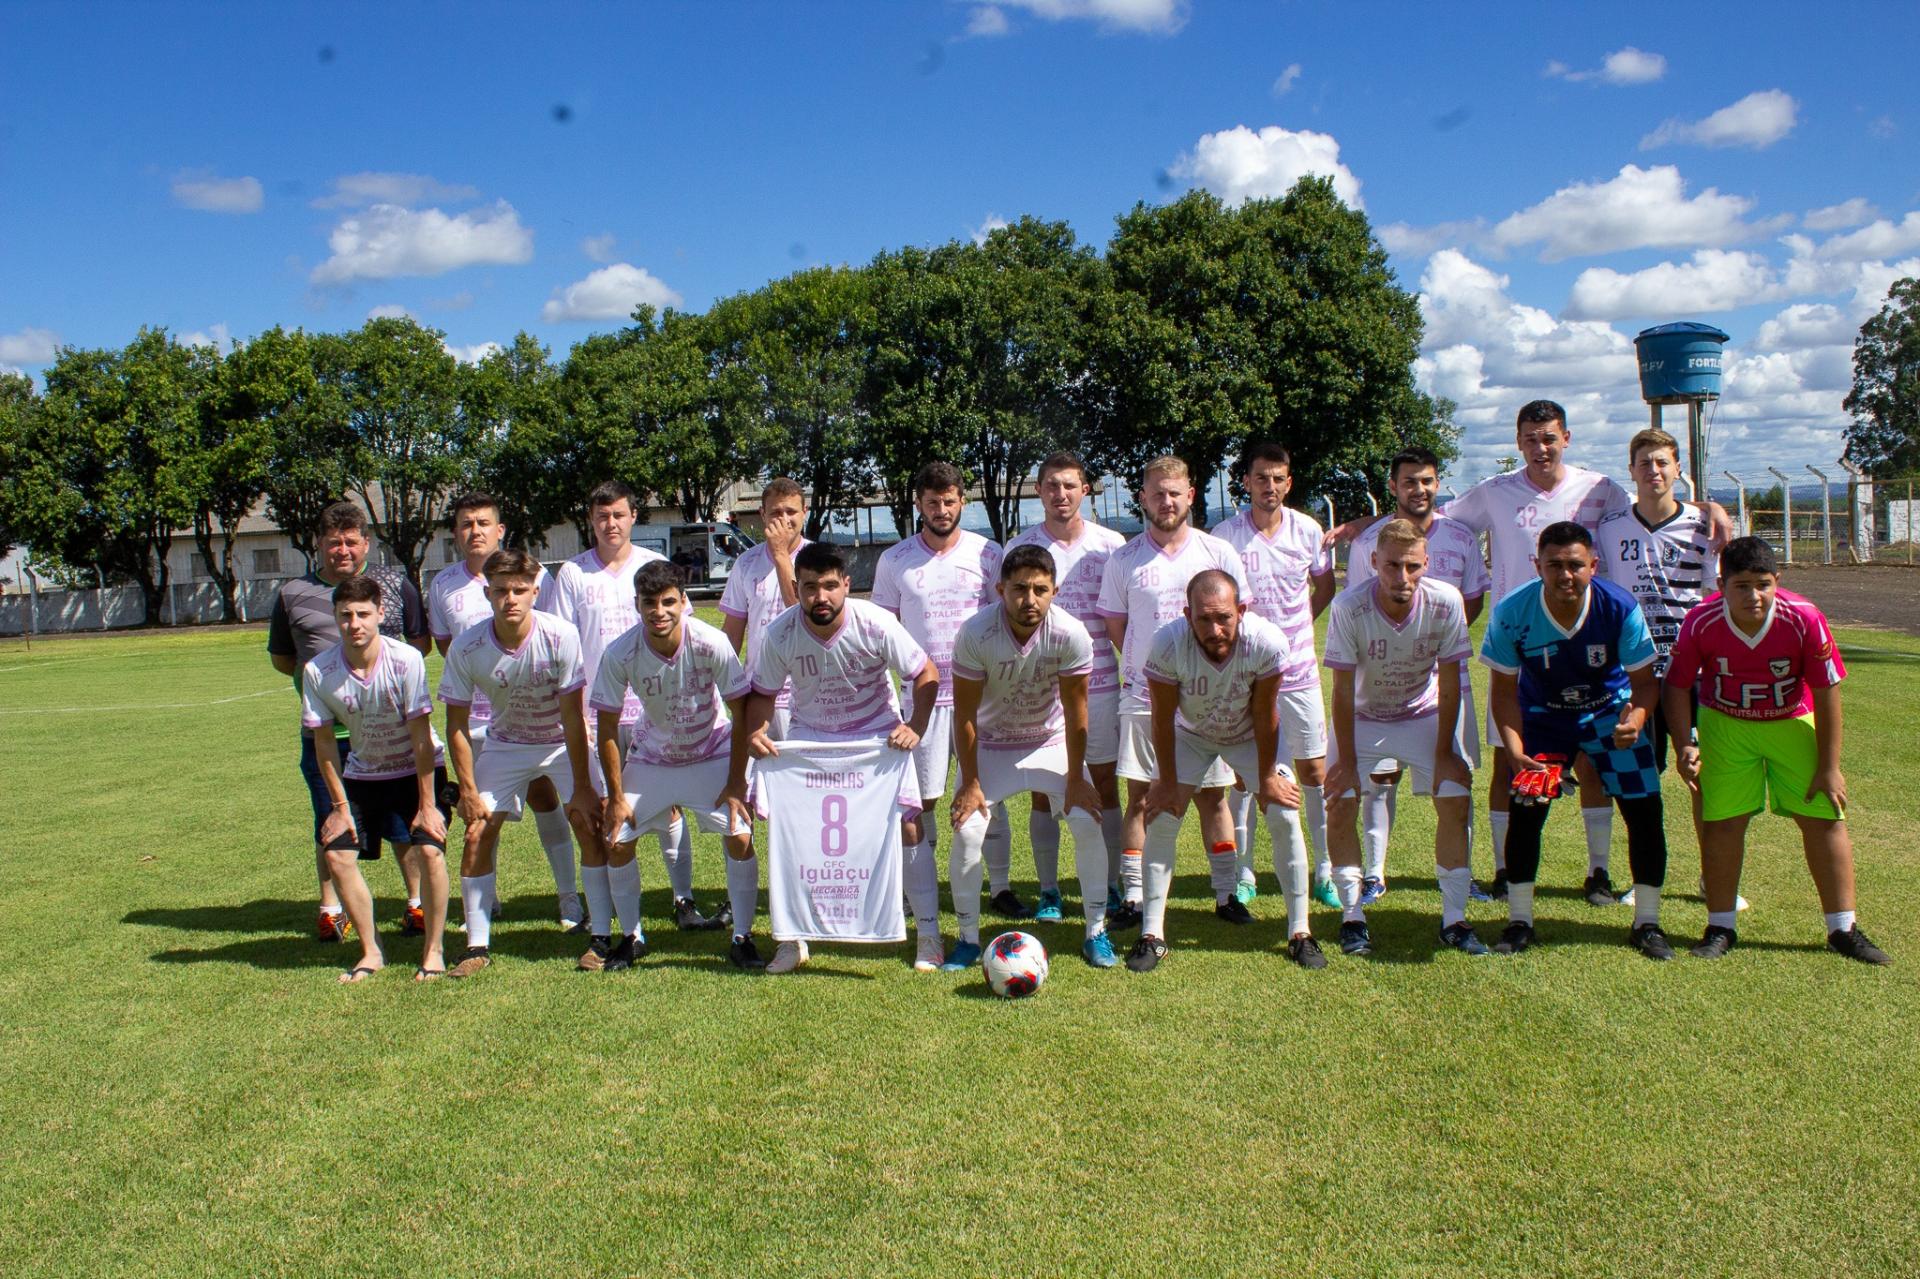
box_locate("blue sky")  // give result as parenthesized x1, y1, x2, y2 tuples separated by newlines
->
(4, 0, 1917, 486)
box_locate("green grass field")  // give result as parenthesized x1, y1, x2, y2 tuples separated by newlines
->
(3, 612, 1917, 1277)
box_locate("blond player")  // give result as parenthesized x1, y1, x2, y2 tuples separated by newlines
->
(719, 477, 808, 741)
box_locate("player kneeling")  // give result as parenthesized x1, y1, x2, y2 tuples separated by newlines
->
(1323, 520, 1484, 957)
(947, 545, 1116, 969)
(1664, 537, 1888, 964)
(1481, 523, 1673, 959)
(1134, 571, 1314, 972)
(300, 575, 451, 982)
(592, 562, 764, 971)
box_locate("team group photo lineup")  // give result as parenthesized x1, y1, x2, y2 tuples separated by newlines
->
(285, 397, 1887, 985)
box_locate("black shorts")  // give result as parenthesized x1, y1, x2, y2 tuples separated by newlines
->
(341, 769, 452, 860)
(1650, 689, 1699, 773)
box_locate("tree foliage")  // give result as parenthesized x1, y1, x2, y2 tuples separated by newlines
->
(1844, 277, 1920, 477)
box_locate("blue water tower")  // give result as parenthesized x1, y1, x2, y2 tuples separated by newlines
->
(1634, 322, 1729, 498)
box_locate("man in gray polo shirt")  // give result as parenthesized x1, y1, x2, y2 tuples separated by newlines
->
(268, 501, 431, 942)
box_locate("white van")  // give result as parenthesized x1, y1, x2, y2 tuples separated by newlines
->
(629, 522, 757, 593)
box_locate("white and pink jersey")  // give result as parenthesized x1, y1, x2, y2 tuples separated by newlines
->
(540, 544, 666, 727)
(1347, 514, 1489, 602)
(588, 616, 748, 766)
(870, 530, 1000, 707)
(1097, 527, 1248, 716)
(752, 598, 931, 737)
(1442, 465, 1629, 605)
(1004, 521, 1125, 697)
(301, 641, 442, 780)
(439, 613, 587, 746)
(717, 539, 808, 709)
(1322, 578, 1472, 722)
(1666, 589, 1845, 722)
(1144, 612, 1288, 746)
(950, 604, 1094, 751)
(426, 560, 550, 726)
(1212, 507, 1333, 692)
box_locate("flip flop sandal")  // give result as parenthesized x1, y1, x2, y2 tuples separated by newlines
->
(339, 965, 381, 984)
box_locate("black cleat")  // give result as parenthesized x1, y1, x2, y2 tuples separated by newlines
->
(1629, 922, 1675, 961)
(674, 897, 724, 931)
(711, 902, 735, 931)
(1827, 925, 1891, 965)
(606, 934, 647, 971)
(728, 935, 767, 970)
(1125, 934, 1168, 972)
(1439, 921, 1490, 955)
(1489, 872, 1510, 901)
(576, 936, 612, 972)
(1108, 901, 1143, 932)
(1337, 919, 1372, 956)
(1691, 924, 1737, 959)
(1493, 921, 1536, 954)
(988, 888, 1032, 919)
(1214, 897, 1254, 925)
(1583, 869, 1617, 907)
(1286, 934, 1327, 970)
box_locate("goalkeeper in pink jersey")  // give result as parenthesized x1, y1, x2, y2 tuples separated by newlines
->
(1663, 537, 1888, 964)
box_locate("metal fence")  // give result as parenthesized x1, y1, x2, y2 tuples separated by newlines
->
(1719, 472, 1920, 566)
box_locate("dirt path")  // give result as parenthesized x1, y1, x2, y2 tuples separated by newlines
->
(1780, 565, 1920, 638)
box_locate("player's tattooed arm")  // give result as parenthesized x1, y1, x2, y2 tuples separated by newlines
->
(596, 707, 632, 840)
(892, 660, 938, 752)
(1809, 682, 1848, 813)
(949, 675, 988, 829)
(1662, 681, 1701, 791)
(445, 704, 489, 827)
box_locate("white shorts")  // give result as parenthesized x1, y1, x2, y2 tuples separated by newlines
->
(1086, 686, 1120, 767)
(1172, 730, 1298, 791)
(472, 739, 575, 820)
(899, 698, 954, 801)
(1364, 691, 1481, 779)
(1275, 682, 1328, 761)
(613, 753, 750, 844)
(1117, 711, 1233, 787)
(971, 741, 1089, 808)
(1335, 713, 1472, 798)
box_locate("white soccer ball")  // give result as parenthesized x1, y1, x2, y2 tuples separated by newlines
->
(983, 930, 1048, 998)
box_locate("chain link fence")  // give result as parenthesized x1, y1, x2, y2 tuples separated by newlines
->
(1719, 472, 1920, 566)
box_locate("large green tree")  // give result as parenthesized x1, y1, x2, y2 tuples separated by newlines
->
(195, 349, 277, 620)
(239, 327, 353, 569)
(1844, 277, 1920, 477)
(0, 372, 36, 566)
(461, 333, 570, 552)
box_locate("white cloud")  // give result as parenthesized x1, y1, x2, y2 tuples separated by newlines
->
(1379, 218, 1486, 258)
(443, 341, 503, 365)
(311, 201, 534, 285)
(1812, 212, 1920, 262)
(581, 233, 618, 263)
(1803, 198, 1879, 232)
(1565, 250, 1784, 321)
(977, 0, 1188, 33)
(1169, 124, 1363, 209)
(1491, 164, 1766, 261)
(971, 214, 1010, 245)
(0, 327, 61, 368)
(366, 304, 414, 321)
(1546, 46, 1667, 86)
(1754, 303, 1857, 351)
(964, 5, 1009, 36)
(1640, 89, 1798, 150)
(180, 323, 233, 351)
(170, 172, 263, 214)
(313, 172, 480, 209)
(1271, 63, 1302, 96)
(540, 263, 683, 323)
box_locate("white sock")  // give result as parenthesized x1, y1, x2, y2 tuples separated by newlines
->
(1489, 809, 1510, 873)
(1266, 803, 1309, 937)
(1361, 778, 1396, 881)
(1230, 788, 1255, 880)
(1437, 864, 1471, 928)
(1508, 881, 1536, 926)
(607, 857, 642, 939)
(407, 895, 422, 910)
(1825, 909, 1856, 934)
(1142, 813, 1179, 937)
(660, 812, 694, 900)
(726, 853, 758, 936)
(532, 806, 578, 898)
(983, 803, 1012, 895)
(904, 830, 940, 933)
(1207, 842, 1238, 904)
(1632, 883, 1662, 928)
(950, 813, 988, 945)
(1582, 806, 1612, 874)
(1333, 864, 1365, 923)
(1302, 783, 1329, 881)
(462, 871, 496, 948)
(1062, 808, 1109, 936)
(1029, 809, 1061, 893)
(1708, 910, 1738, 930)
(1101, 806, 1124, 893)
(1120, 848, 1144, 903)
(321, 904, 343, 917)
(581, 863, 613, 938)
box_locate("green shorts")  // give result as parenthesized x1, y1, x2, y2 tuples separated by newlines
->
(1696, 707, 1842, 823)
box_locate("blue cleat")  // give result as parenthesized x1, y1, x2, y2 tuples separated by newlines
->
(1106, 886, 1123, 912)
(1034, 889, 1064, 922)
(1082, 932, 1119, 968)
(1311, 878, 1341, 909)
(1467, 879, 1494, 903)
(1234, 879, 1257, 905)
(1439, 921, 1490, 955)
(1338, 920, 1372, 956)
(1358, 876, 1386, 906)
(939, 940, 983, 972)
